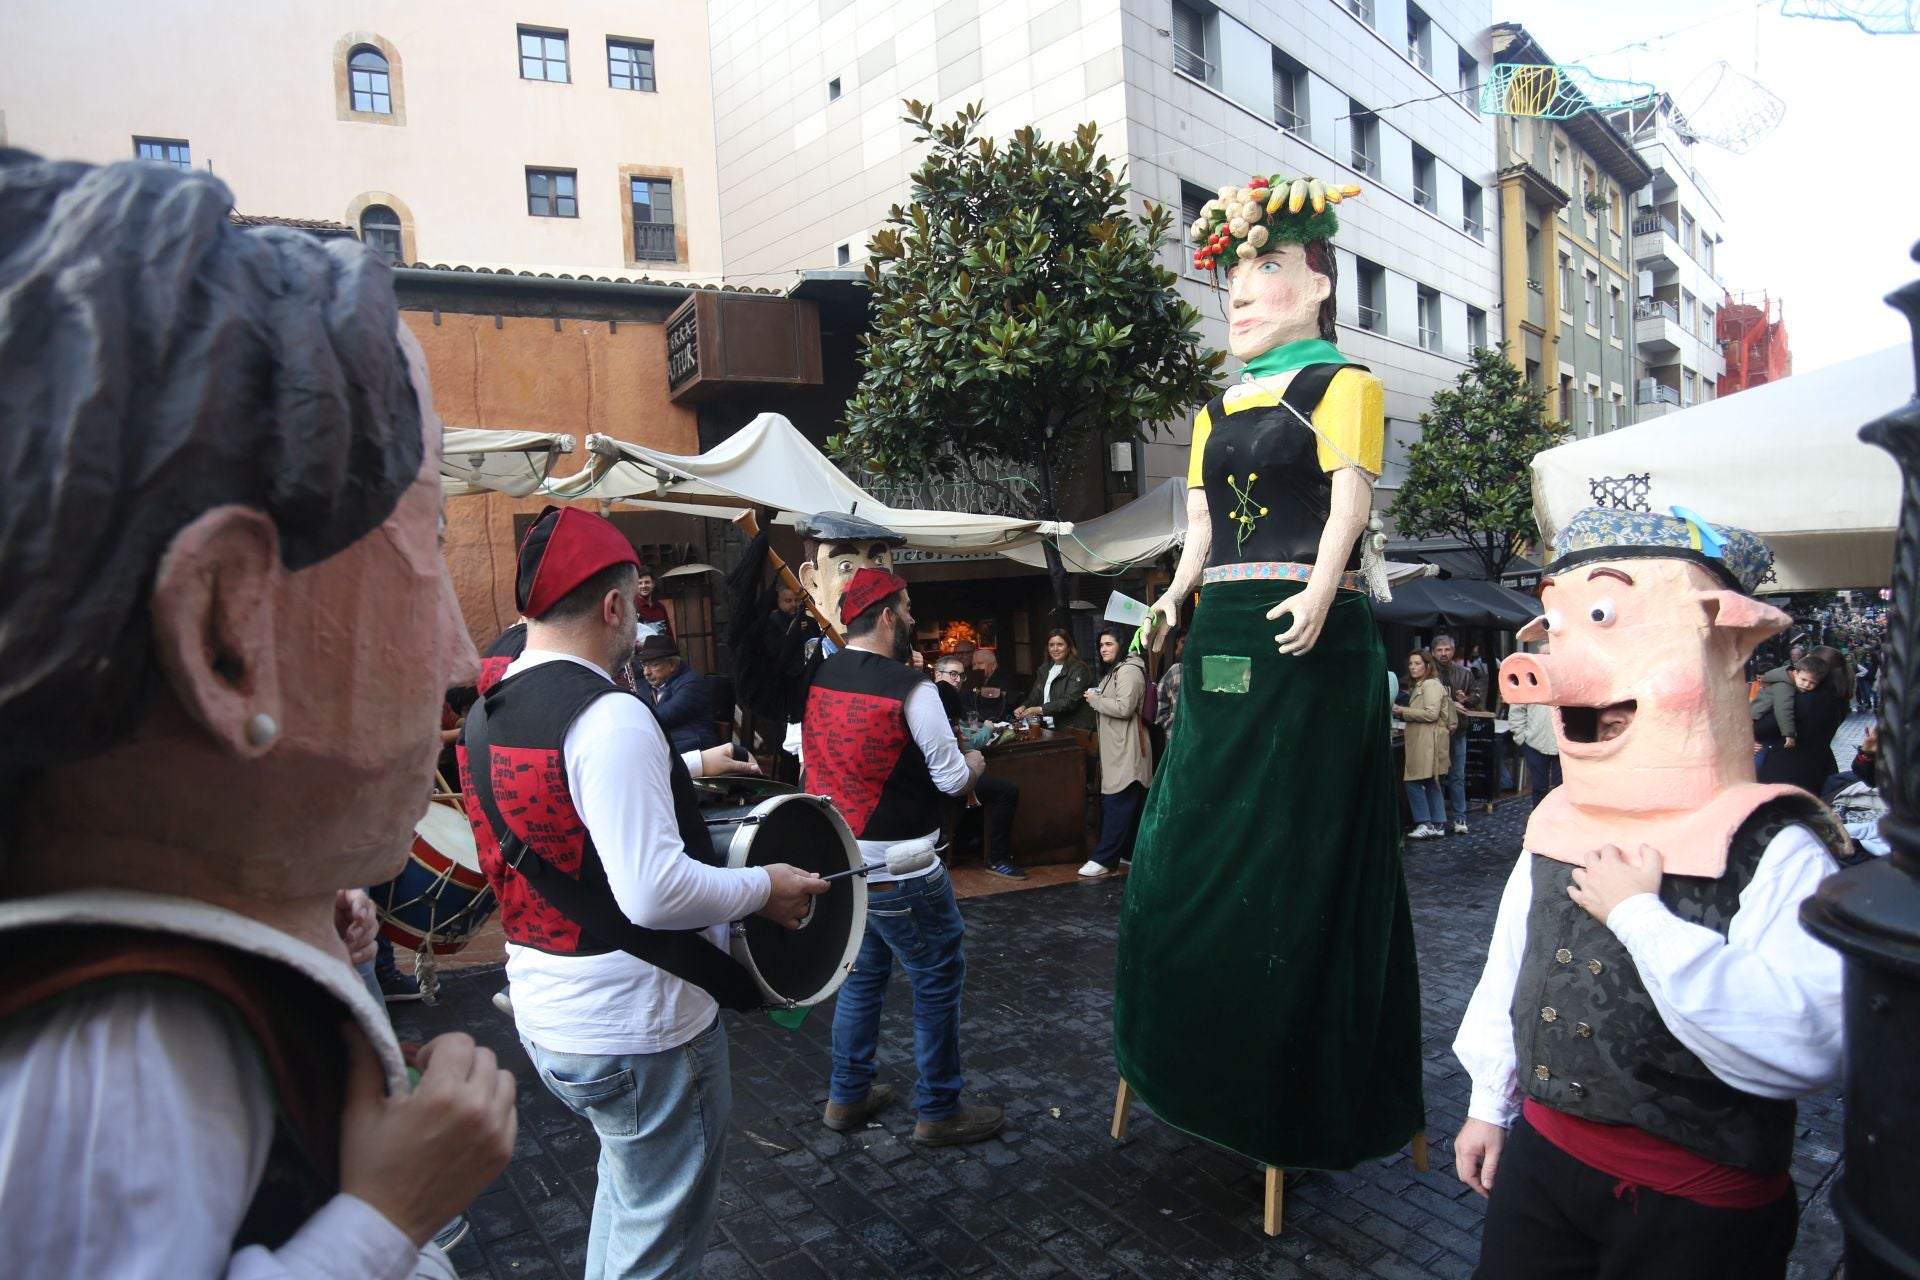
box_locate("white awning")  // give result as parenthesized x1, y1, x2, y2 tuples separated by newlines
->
(441, 428, 576, 498)
(998, 476, 1189, 571)
(541, 413, 1058, 553)
(1530, 346, 1911, 591)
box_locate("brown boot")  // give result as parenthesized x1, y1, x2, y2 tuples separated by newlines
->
(912, 1102, 1005, 1146)
(822, 1083, 895, 1132)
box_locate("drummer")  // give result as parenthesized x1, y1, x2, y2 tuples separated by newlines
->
(801, 569, 1006, 1145)
(463, 505, 826, 1280)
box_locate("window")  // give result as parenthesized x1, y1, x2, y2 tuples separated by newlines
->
(835, 243, 851, 267)
(1345, 0, 1376, 27)
(1406, 4, 1432, 72)
(1679, 209, 1695, 256)
(518, 27, 569, 82)
(1559, 254, 1573, 314)
(1460, 50, 1481, 112)
(134, 137, 191, 170)
(526, 168, 578, 218)
(1586, 389, 1597, 435)
(1356, 258, 1385, 332)
(1349, 101, 1378, 177)
(349, 46, 392, 114)
(1467, 305, 1487, 351)
(1553, 143, 1568, 219)
(1682, 368, 1697, 406)
(1680, 288, 1697, 335)
(1411, 144, 1436, 213)
(1609, 187, 1621, 234)
(607, 38, 654, 92)
(1560, 375, 1575, 422)
(359, 204, 403, 263)
(1609, 285, 1621, 338)
(1417, 286, 1440, 351)
(1585, 272, 1597, 326)
(1703, 379, 1715, 402)
(828, 76, 842, 101)
(1611, 393, 1623, 431)
(1171, 1, 1216, 86)
(1461, 178, 1484, 240)
(1272, 48, 1308, 133)
(1583, 165, 1598, 217)
(1700, 235, 1715, 276)
(630, 178, 675, 259)
(1180, 181, 1211, 229)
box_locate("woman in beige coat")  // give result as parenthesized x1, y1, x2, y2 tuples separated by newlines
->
(1400, 649, 1452, 840)
(1079, 626, 1153, 877)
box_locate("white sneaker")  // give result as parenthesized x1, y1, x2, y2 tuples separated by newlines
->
(1077, 860, 1116, 878)
(1411, 824, 1438, 840)
(1452, 820, 1469, 835)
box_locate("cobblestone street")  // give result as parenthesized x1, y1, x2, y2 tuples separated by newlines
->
(403, 788, 1850, 1279)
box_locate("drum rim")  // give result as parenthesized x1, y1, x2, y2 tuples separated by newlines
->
(724, 792, 866, 1008)
(413, 799, 486, 884)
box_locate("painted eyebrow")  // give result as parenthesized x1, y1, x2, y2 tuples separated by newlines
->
(1587, 567, 1635, 586)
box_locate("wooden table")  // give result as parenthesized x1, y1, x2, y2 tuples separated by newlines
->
(981, 730, 1088, 865)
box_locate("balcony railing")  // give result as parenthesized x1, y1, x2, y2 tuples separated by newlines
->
(1408, 45, 1431, 73)
(1352, 150, 1378, 177)
(1274, 102, 1305, 133)
(633, 220, 678, 262)
(1357, 304, 1383, 332)
(1635, 382, 1681, 407)
(1413, 185, 1435, 212)
(1346, 0, 1376, 25)
(1633, 213, 1678, 240)
(1173, 40, 1214, 83)
(1462, 215, 1485, 241)
(1636, 297, 1680, 325)
(1418, 324, 1439, 351)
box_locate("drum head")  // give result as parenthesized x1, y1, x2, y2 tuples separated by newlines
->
(414, 800, 481, 874)
(723, 794, 863, 1007)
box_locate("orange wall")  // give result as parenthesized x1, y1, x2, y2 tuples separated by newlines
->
(405, 310, 699, 646)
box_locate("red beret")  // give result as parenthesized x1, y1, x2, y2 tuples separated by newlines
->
(840, 567, 909, 625)
(515, 506, 640, 619)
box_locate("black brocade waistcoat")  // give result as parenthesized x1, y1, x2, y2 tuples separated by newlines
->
(1511, 798, 1827, 1173)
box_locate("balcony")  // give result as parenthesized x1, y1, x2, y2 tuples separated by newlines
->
(632, 220, 678, 262)
(1633, 214, 1680, 274)
(1634, 298, 1683, 354)
(1635, 381, 1681, 418)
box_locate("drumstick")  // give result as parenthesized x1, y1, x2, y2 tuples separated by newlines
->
(732, 509, 846, 649)
(819, 840, 938, 882)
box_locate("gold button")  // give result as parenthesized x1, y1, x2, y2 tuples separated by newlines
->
(1569, 1082, 1587, 1099)
(1587, 958, 1604, 976)
(1575, 1022, 1593, 1038)
(1534, 1064, 1551, 1081)
(1541, 1007, 1559, 1023)
(1555, 948, 1573, 964)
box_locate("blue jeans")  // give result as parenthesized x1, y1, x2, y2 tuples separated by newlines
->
(1405, 778, 1445, 827)
(831, 862, 966, 1120)
(1445, 734, 1469, 822)
(1091, 782, 1148, 868)
(523, 1019, 730, 1280)
(1521, 744, 1562, 803)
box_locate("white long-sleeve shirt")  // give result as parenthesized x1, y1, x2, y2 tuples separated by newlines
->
(502, 651, 772, 1056)
(1452, 822, 1844, 1129)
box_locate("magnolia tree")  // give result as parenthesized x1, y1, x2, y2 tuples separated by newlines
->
(832, 101, 1222, 621)
(1388, 343, 1570, 580)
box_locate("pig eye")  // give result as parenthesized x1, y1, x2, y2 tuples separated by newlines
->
(1588, 600, 1617, 626)
(1542, 608, 1563, 633)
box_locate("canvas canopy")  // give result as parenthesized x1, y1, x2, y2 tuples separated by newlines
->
(999, 476, 1189, 571)
(442, 428, 575, 498)
(1531, 345, 1911, 592)
(541, 413, 1057, 553)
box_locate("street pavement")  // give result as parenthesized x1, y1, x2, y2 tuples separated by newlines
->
(400, 789, 1850, 1279)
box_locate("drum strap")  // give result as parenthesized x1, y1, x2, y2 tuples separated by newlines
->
(464, 695, 764, 1013)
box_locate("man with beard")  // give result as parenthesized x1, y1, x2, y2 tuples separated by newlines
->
(801, 569, 1005, 1145)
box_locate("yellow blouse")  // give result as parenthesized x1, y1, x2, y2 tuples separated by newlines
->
(1186, 366, 1386, 486)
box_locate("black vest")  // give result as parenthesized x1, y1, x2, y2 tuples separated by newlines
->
(1511, 797, 1835, 1173)
(459, 659, 762, 1011)
(1200, 362, 1370, 569)
(802, 649, 940, 841)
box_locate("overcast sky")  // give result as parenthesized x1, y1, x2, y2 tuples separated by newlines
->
(1505, 0, 1918, 373)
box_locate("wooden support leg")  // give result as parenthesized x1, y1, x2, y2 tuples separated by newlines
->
(1262, 1166, 1284, 1236)
(1411, 1129, 1431, 1173)
(1110, 1078, 1133, 1140)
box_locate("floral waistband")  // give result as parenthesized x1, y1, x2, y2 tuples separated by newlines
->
(1202, 561, 1365, 592)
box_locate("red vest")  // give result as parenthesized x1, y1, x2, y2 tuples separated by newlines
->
(802, 649, 941, 841)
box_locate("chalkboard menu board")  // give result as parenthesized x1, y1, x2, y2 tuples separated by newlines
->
(1465, 715, 1505, 806)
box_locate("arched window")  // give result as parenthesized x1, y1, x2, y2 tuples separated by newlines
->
(349, 46, 392, 114)
(360, 205, 403, 263)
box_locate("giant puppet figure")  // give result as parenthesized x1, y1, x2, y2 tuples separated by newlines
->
(1112, 175, 1426, 1173)
(0, 153, 514, 1276)
(1453, 510, 1849, 1279)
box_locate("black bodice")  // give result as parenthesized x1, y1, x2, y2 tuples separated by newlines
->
(1200, 363, 1364, 570)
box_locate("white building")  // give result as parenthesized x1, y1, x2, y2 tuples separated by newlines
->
(707, 0, 1499, 498)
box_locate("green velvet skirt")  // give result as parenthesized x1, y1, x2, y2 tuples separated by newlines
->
(1113, 577, 1425, 1170)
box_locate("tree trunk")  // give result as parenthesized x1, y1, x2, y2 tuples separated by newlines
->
(1036, 447, 1073, 625)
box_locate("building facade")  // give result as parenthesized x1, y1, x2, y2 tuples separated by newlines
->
(706, 0, 1500, 501)
(1489, 24, 1649, 439)
(1611, 96, 1729, 419)
(0, 0, 725, 280)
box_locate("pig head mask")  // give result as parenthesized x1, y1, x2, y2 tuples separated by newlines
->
(1500, 509, 1804, 878)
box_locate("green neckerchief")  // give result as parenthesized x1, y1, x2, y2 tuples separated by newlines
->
(1239, 338, 1349, 380)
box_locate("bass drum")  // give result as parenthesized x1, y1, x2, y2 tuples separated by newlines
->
(707, 793, 864, 1009)
(373, 799, 497, 956)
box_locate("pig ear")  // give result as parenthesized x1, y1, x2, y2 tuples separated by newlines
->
(1517, 615, 1549, 644)
(1695, 590, 1790, 646)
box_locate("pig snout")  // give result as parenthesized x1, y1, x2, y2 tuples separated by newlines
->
(1499, 653, 1555, 704)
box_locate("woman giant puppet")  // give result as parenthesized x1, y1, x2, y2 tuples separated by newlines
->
(0, 153, 513, 1275)
(1113, 176, 1425, 1170)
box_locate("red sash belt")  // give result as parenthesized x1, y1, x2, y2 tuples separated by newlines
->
(1523, 1098, 1790, 1210)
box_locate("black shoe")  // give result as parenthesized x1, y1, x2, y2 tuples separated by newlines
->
(913, 1102, 1005, 1146)
(823, 1084, 896, 1132)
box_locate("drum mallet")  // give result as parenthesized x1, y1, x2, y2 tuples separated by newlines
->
(818, 838, 938, 883)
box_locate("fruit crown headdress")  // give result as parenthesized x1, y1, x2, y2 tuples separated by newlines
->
(1188, 175, 1362, 273)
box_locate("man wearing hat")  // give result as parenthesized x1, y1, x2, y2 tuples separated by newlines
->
(1451, 509, 1849, 1279)
(801, 568, 1005, 1145)
(460, 505, 827, 1280)
(636, 633, 716, 755)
